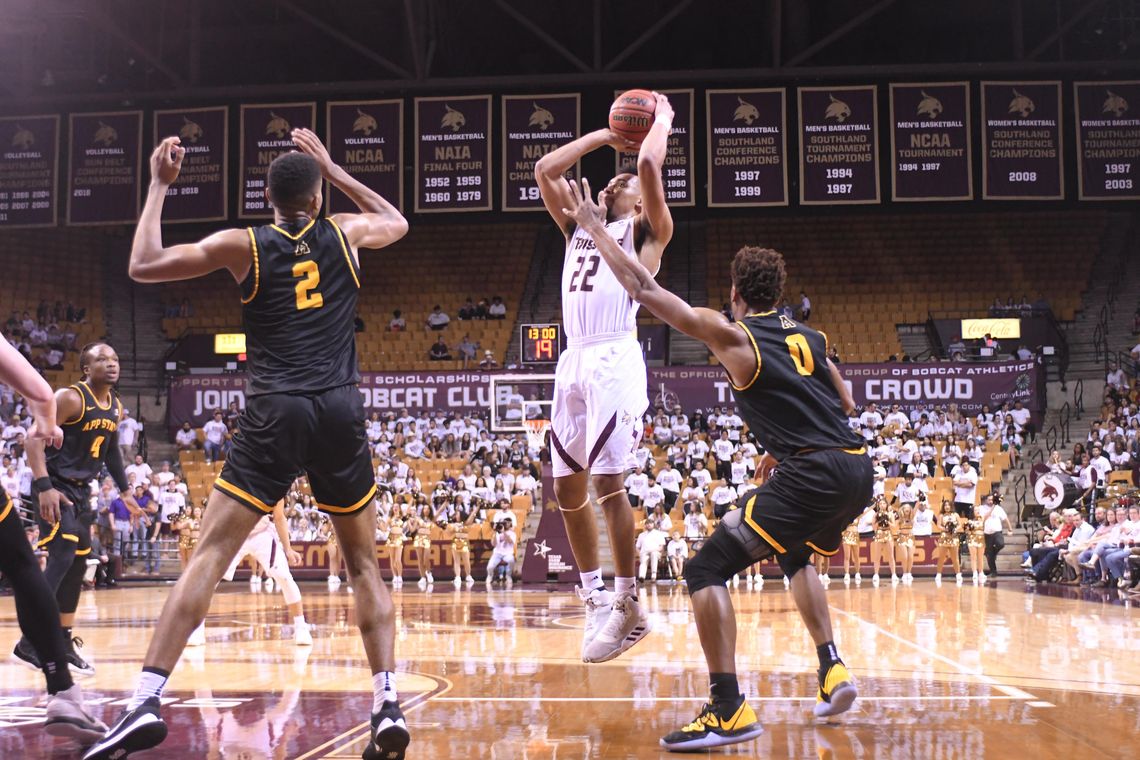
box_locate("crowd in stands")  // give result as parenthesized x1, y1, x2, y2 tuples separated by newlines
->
(3, 300, 87, 372)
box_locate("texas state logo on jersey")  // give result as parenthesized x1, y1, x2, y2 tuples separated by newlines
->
(561, 217, 639, 340)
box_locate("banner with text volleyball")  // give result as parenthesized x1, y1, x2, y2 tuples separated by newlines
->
(238, 102, 316, 218)
(153, 106, 228, 223)
(889, 83, 973, 201)
(414, 95, 492, 213)
(501, 93, 580, 212)
(706, 89, 788, 206)
(613, 89, 695, 206)
(67, 110, 143, 225)
(325, 100, 404, 214)
(798, 85, 880, 205)
(0, 115, 58, 228)
(981, 81, 1063, 200)
(1074, 81, 1140, 201)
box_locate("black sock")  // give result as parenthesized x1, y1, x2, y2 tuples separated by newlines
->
(43, 659, 72, 695)
(709, 672, 741, 706)
(817, 641, 841, 669)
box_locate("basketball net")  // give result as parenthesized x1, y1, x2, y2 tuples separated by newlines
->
(523, 418, 550, 451)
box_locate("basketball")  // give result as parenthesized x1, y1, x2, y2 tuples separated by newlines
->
(608, 89, 657, 143)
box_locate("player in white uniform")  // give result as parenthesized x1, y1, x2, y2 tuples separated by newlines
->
(195, 499, 312, 647)
(535, 92, 675, 663)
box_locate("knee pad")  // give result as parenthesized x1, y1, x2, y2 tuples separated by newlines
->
(685, 526, 759, 595)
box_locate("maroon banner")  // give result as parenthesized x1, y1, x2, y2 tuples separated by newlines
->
(326, 100, 404, 214)
(153, 106, 228, 223)
(1074, 81, 1140, 201)
(414, 95, 492, 213)
(226, 539, 496, 581)
(982, 81, 1063, 200)
(614, 88, 695, 206)
(238, 102, 316, 218)
(502, 93, 580, 211)
(521, 465, 578, 582)
(798, 86, 880, 205)
(0, 115, 58, 228)
(67, 110, 142, 225)
(706, 88, 788, 207)
(889, 82, 973, 201)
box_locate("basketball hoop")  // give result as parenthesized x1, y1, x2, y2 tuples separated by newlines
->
(523, 418, 550, 451)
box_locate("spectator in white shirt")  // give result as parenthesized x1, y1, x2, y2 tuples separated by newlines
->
(656, 463, 682, 514)
(125, 454, 153, 486)
(643, 477, 665, 512)
(950, 461, 978, 518)
(487, 296, 507, 319)
(1106, 362, 1126, 391)
(713, 430, 735, 481)
(1009, 401, 1035, 443)
(711, 481, 738, 519)
(625, 467, 650, 507)
(425, 305, 450, 331)
(117, 409, 142, 460)
(883, 405, 909, 431)
(893, 473, 920, 508)
(859, 404, 884, 441)
(1, 465, 20, 499)
(871, 458, 887, 498)
(690, 460, 712, 490)
(202, 411, 228, 463)
(388, 309, 406, 331)
(667, 532, 688, 580)
(175, 421, 199, 451)
(636, 524, 667, 582)
(683, 503, 709, 545)
(912, 496, 934, 536)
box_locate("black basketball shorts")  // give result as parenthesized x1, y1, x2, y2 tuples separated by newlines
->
(731, 447, 873, 560)
(215, 384, 376, 516)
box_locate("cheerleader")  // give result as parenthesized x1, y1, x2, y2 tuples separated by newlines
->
(933, 499, 963, 584)
(895, 503, 915, 584)
(174, 503, 203, 570)
(447, 503, 477, 588)
(965, 513, 987, 584)
(846, 503, 876, 583)
(410, 504, 435, 587)
(870, 497, 899, 584)
(841, 517, 860, 583)
(387, 513, 406, 587)
(320, 516, 343, 590)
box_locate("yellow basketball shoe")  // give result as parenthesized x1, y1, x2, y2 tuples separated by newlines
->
(813, 661, 857, 718)
(659, 698, 764, 752)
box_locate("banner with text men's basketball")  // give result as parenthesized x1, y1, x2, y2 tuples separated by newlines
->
(1074, 81, 1140, 201)
(798, 86, 879, 205)
(0, 115, 58, 228)
(889, 83, 973, 201)
(67, 111, 143, 225)
(238, 102, 316, 219)
(981, 81, 1063, 200)
(706, 89, 788, 207)
(502, 94, 580, 212)
(415, 95, 492, 213)
(613, 89, 695, 207)
(325, 100, 404, 214)
(153, 107, 228, 223)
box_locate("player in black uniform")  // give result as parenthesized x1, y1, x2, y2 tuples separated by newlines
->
(562, 180, 872, 753)
(84, 129, 409, 760)
(14, 342, 140, 678)
(0, 338, 109, 745)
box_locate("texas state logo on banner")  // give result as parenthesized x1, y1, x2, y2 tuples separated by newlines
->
(153, 106, 228, 223)
(238, 102, 316, 218)
(889, 82, 973, 201)
(798, 85, 880, 205)
(981, 81, 1063, 200)
(1073, 81, 1140, 201)
(0, 114, 58, 227)
(326, 99, 404, 214)
(67, 110, 143, 225)
(501, 93, 580, 212)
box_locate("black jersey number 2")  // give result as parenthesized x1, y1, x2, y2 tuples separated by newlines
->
(292, 261, 324, 310)
(568, 254, 600, 292)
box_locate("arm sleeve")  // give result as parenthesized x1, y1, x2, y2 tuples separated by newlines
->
(104, 434, 130, 493)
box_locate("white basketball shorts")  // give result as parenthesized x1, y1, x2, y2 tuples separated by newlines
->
(550, 334, 648, 478)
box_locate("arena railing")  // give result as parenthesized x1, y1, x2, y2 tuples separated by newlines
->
(1073, 379, 1084, 420)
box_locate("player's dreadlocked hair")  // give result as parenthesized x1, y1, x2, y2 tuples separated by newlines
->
(267, 152, 321, 210)
(730, 246, 786, 312)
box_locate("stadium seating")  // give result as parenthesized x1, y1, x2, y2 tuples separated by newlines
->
(159, 222, 540, 371)
(0, 227, 109, 386)
(706, 211, 1107, 362)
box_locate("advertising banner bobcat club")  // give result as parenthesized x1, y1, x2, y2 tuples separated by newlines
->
(798, 85, 880, 205)
(1073, 81, 1140, 201)
(169, 362, 1040, 432)
(613, 89, 694, 207)
(67, 110, 143, 225)
(889, 83, 973, 201)
(414, 95, 492, 213)
(502, 93, 580, 212)
(0, 115, 58, 228)
(706, 89, 788, 207)
(238, 102, 316, 219)
(153, 107, 228, 223)
(325, 100, 404, 214)
(981, 81, 1063, 200)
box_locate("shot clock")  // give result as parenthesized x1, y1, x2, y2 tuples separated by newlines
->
(520, 323, 562, 365)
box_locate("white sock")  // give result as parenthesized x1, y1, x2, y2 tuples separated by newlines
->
(614, 576, 636, 596)
(293, 615, 306, 628)
(372, 671, 398, 712)
(579, 569, 604, 592)
(127, 669, 168, 711)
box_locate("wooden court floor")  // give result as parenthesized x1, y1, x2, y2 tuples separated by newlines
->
(2, 579, 1139, 759)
